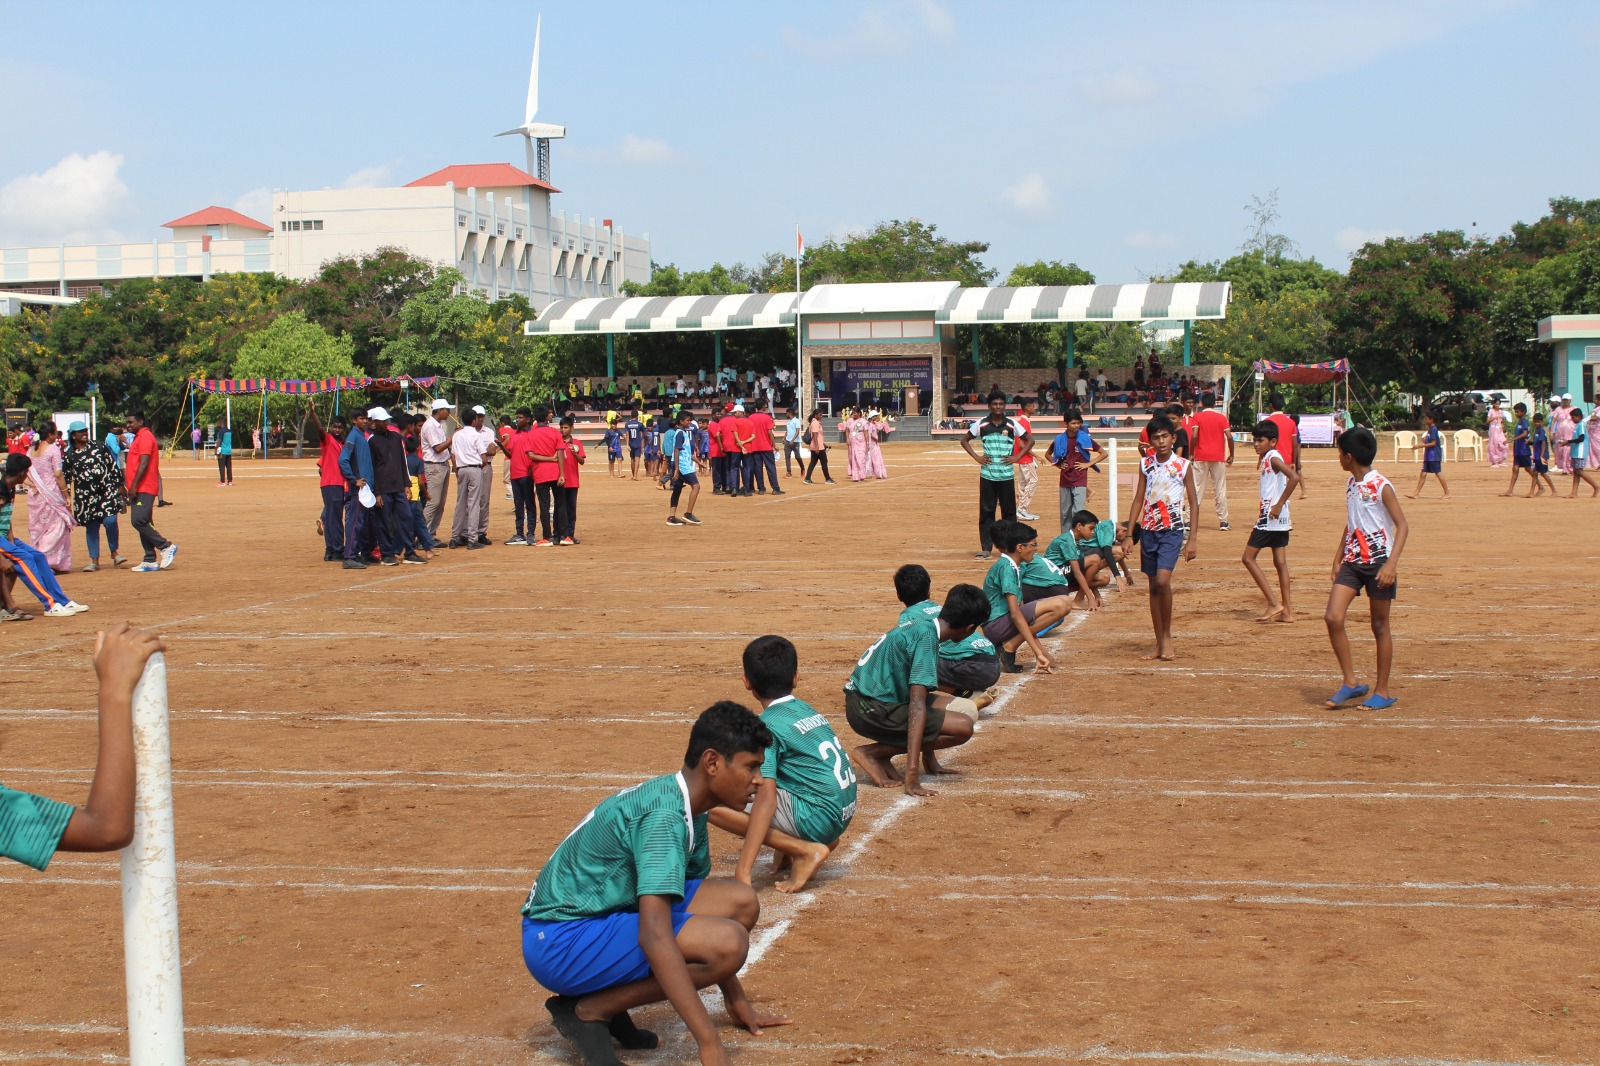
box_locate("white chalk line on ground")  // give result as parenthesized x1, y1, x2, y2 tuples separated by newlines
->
(1008, 714, 1600, 732)
(1, 707, 689, 724)
(740, 607, 1092, 971)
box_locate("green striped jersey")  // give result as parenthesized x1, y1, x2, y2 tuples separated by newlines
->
(983, 555, 1023, 621)
(896, 599, 942, 626)
(759, 696, 857, 843)
(1, 783, 74, 871)
(1021, 554, 1067, 588)
(844, 621, 938, 705)
(521, 772, 710, 922)
(940, 630, 997, 660)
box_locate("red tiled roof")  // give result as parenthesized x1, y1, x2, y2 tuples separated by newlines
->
(162, 206, 272, 231)
(405, 163, 559, 194)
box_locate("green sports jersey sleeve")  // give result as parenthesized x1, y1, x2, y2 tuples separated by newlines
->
(940, 631, 997, 660)
(0, 784, 75, 871)
(1044, 534, 1080, 567)
(907, 622, 939, 690)
(896, 600, 941, 627)
(633, 805, 692, 900)
(1021, 555, 1066, 588)
(983, 557, 1023, 621)
(686, 813, 711, 881)
(1093, 519, 1118, 548)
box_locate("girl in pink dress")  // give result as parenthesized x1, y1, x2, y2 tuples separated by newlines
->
(1552, 399, 1574, 472)
(1588, 408, 1600, 471)
(865, 413, 893, 478)
(1485, 400, 1509, 466)
(26, 426, 75, 572)
(840, 410, 869, 481)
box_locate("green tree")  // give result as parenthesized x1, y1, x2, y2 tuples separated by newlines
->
(1328, 231, 1498, 412)
(196, 311, 358, 449)
(286, 248, 436, 373)
(786, 219, 995, 288)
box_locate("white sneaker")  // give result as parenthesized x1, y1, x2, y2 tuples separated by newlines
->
(131, 562, 160, 572)
(158, 543, 179, 570)
(44, 603, 76, 617)
(67, 601, 89, 614)
(1017, 510, 1040, 521)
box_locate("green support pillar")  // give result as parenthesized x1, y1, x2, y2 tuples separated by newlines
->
(970, 326, 981, 372)
(605, 334, 615, 379)
(1183, 320, 1193, 367)
(714, 330, 723, 372)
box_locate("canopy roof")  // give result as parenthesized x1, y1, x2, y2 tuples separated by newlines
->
(525, 280, 1230, 335)
(1254, 359, 1350, 385)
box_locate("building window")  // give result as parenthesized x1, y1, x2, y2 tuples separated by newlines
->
(515, 228, 523, 240)
(459, 214, 468, 227)
(282, 220, 324, 232)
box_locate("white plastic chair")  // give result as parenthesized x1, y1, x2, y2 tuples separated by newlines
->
(1393, 430, 1421, 462)
(1452, 429, 1483, 462)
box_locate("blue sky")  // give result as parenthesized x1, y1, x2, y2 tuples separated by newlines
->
(2, 0, 1597, 283)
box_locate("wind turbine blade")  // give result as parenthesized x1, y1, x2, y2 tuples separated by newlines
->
(524, 16, 541, 124)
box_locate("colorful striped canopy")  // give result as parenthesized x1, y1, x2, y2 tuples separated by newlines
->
(1253, 360, 1350, 385)
(191, 376, 438, 395)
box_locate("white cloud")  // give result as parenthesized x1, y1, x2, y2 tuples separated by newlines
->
(1125, 231, 1177, 249)
(233, 186, 273, 223)
(616, 135, 676, 166)
(1335, 226, 1403, 252)
(1000, 173, 1053, 220)
(0, 150, 130, 243)
(341, 162, 400, 189)
(783, 0, 955, 62)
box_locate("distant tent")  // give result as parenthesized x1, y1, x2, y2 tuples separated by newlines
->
(1252, 359, 1349, 385)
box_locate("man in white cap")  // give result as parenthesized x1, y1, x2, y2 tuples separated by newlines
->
(449, 405, 498, 549)
(365, 407, 413, 566)
(420, 399, 456, 538)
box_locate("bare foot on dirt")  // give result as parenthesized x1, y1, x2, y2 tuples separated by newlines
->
(774, 842, 830, 893)
(850, 747, 901, 788)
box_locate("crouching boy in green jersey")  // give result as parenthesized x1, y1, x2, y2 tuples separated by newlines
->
(521, 702, 790, 1066)
(844, 583, 990, 796)
(709, 635, 858, 894)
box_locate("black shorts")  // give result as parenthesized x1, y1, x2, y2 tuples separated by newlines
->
(1334, 560, 1397, 601)
(1514, 454, 1531, 469)
(1022, 583, 1072, 603)
(1247, 528, 1290, 549)
(937, 654, 1001, 696)
(844, 689, 944, 747)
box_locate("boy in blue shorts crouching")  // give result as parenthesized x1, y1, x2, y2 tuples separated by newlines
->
(521, 702, 790, 1065)
(710, 636, 857, 894)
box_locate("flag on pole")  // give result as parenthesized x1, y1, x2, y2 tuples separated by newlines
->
(796, 224, 804, 260)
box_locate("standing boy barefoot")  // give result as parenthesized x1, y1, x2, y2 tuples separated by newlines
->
(709, 636, 857, 894)
(1406, 413, 1451, 499)
(2, 623, 167, 868)
(1242, 420, 1300, 622)
(845, 584, 990, 796)
(1126, 415, 1198, 660)
(1324, 426, 1408, 711)
(521, 703, 789, 1066)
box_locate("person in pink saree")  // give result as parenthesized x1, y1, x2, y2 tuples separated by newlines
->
(840, 409, 869, 481)
(27, 425, 75, 572)
(1551, 396, 1574, 473)
(1485, 399, 1509, 466)
(865, 413, 893, 478)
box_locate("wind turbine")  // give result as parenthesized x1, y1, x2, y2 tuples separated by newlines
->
(497, 16, 566, 184)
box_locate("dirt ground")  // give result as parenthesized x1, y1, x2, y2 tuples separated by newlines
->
(2, 440, 1597, 1066)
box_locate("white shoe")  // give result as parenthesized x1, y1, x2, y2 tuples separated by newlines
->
(1017, 510, 1040, 521)
(158, 543, 178, 569)
(67, 601, 89, 614)
(44, 603, 76, 617)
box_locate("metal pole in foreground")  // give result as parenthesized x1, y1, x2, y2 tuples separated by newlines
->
(1108, 437, 1119, 529)
(120, 652, 186, 1066)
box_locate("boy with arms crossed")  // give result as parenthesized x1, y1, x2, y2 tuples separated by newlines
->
(1242, 420, 1300, 622)
(521, 703, 789, 1066)
(982, 521, 1073, 674)
(1324, 427, 1408, 711)
(3, 624, 166, 868)
(845, 584, 990, 795)
(709, 636, 857, 894)
(1126, 416, 1198, 661)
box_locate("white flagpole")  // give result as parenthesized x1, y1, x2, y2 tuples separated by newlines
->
(795, 223, 803, 414)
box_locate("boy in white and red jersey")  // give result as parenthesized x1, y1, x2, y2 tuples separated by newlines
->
(1324, 426, 1408, 711)
(1125, 414, 1198, 661)
(1241, 420, 1300, 623)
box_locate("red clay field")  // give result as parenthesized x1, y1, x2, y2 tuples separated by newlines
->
(2, 441, 1598, 1065)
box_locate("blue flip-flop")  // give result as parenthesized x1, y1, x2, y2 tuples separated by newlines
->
(1326, 684, 1369, 707)
(1035, 619, 1062, 637)
(1358, 694, 1398, 710)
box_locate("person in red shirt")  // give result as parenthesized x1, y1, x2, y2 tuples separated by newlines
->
(1014, 397, 1039, 520)
(746, 406, 784, 496)
(122, 413, 176, 571)
(1188, 392, 1235, 530)
(525, 405, 565, 546)
(501, 408, 536, 545)
(706, 411, 725, 494)
(498, 417, 517, 504)
(731, 406, 758, 495)
(719, 404, 745, 496)
(554, 416, 586, 544)
(1263, 393, 1304, 499)
(306, 403, 348, 561)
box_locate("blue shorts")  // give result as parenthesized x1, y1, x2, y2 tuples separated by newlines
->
(522, 880, 702, 996)
(628, 447, 641, 457)
(1139, 526, 1185, 576)
(676, 471, 700, 486)
(1422, 459, 1441, 473)
(608, 448, 622, 460)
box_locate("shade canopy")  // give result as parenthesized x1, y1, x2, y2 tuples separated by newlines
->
(1253, 359, 1350, 385)
(936, 282, 1230, 324)
(525, 292, 798, 335)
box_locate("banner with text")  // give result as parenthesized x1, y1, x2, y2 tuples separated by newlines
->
(828, 358, 933, 399)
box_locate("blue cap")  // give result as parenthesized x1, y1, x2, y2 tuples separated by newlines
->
(68, 421, 87, 433)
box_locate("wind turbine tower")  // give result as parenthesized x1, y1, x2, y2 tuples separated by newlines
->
(497, 16, 566, 184)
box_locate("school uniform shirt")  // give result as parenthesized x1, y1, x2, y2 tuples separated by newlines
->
(1190, 409, 1230, 463)
(1256, 448, 1291, 531)
(558, 438, 585, 485)
(759, 695, 858, 844)
(732, 415, 756, 452)
(1, 782, 75, 870)
(720, 417, 743, 454)
(1140, 452, 1191, 531)
(527, 424, 564, 484)
(969, 416, 1021, 481)
(419, 416, 452, 462)
(1265, 412, 1298, 464)
(520, 772, 710, 922)
(1422, 426, 1443, 463)
(126, 427, 161, 496)
(449, 425, 489, 468)
(748, 411, 775, 452)
(705, 418, 723, 458)
(982, 554, 1024, 621)
(844, 622, 939, 705)
(1342, 469, 1396, 564)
